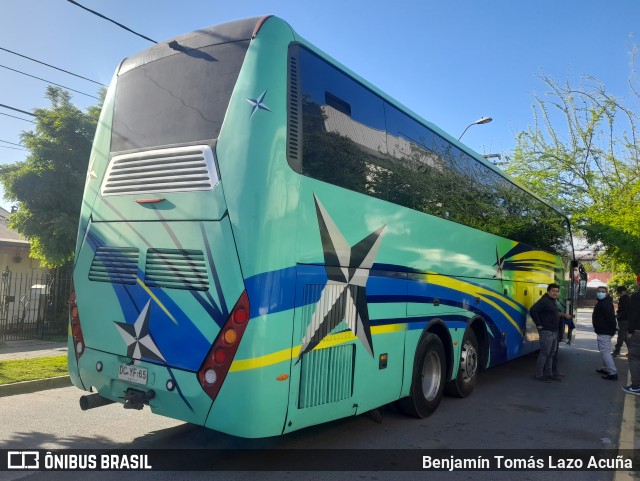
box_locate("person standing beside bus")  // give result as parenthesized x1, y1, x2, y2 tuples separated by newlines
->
(593, 286, 618, 381)
(530, 283, 572, 382)
(613, 285, 630, 357)
(622, 276, 640, 395)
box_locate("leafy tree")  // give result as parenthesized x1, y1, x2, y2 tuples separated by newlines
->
(0, 86, 103, 268)
(504, 71, 640, 273)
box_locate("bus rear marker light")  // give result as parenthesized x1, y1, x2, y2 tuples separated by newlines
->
(135, 198, 165, 204)
(276, 374, 289, 381)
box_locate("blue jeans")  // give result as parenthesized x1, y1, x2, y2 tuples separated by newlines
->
(536, 330, 557, 378)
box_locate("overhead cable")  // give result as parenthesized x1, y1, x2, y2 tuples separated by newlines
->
(0, 111, 35, 123)
(0, 64, 99, 99)
(0, 104, 35, 117)
(0, 145, 26, 151)
(66, 0, 157, 44)
(0, 139, 23, 147)
(0, 46, 106, 87)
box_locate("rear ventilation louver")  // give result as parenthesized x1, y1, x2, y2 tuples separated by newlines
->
(102, 145, 218, 196)
(287, 49, 302, 172)
(145, 249, 209, 291)
(89, 247, 139, 285)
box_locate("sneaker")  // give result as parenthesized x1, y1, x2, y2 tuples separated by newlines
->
(622, 385, 640, 396)
(612, 350, 620, 357)
(548, 374, 564, 381)
(534, 376, 551, 383)
(552, 372, 566, 379)
(596, 368, 609, 375)
(602, 373, 618, 381)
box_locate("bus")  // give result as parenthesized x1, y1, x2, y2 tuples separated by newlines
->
(69, 15, 582, 438)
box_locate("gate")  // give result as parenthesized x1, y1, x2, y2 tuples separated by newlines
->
(0, 269, 71, 342)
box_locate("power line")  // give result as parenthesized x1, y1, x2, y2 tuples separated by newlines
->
(0, 64, 99, 99)
(0, 139, 23, 147)
(0, 145, 26, 151)
(0, 104, 35, 117)
(0, 139, 27, 152)
(66, 0, 157, 44)
(0, 46, 106, 87)
(0, 111, 35, 123)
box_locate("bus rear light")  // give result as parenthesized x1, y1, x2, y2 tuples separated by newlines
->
(69, 285, 86, 360)
(203, 369, 218, 385)
(198, 290, 250, 400)
(233, 307, 248, 324)
(223, 328, 238, 345)
(213, 348, 226, 364)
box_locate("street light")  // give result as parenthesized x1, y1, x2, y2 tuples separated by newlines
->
(458, 116, 492, 141)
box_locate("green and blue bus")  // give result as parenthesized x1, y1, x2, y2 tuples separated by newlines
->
(69, 16, 581, 438)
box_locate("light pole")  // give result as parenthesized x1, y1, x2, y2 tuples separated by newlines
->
(458, 116, 492, 141)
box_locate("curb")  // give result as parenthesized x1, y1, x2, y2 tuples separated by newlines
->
(0, 376, 71, 398)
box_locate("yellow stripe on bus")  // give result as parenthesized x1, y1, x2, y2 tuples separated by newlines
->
(136, 278, 179, 325)
(229, 323, 407, 372)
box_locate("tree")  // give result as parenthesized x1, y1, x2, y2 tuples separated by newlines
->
(504, 71, 640, 273)
(0, 86, 103, 268)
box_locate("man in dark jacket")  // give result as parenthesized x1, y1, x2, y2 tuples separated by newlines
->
(592, 286, 618, 380)
(622, 276, 640, 395)
(530, 283, 572, 382)
(613, 286, 630, 357)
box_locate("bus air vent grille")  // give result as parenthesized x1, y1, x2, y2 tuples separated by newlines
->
(298, 344, 354, 409)
(298, 284, 354, 408)
(144, 249, 209, 291)
(102, 145, 218, 196)
(89, 247, 139, 285)
(287, 51, 302, 172)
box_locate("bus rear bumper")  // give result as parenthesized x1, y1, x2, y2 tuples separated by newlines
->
(74, 348, 212, 426)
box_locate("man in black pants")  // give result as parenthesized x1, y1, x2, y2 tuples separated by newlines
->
(613, 286, 630, 357)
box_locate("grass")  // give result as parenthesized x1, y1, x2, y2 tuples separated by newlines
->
(0, 355, 68, 385)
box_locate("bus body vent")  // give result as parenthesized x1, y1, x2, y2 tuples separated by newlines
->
(287, 47, 303, 172)
(89, 247, 139, 285)
(144, 249, 209, 291)
(298, 344, 354, 409)
(297, 283, 355, 408)
(102, 145, 218, 196)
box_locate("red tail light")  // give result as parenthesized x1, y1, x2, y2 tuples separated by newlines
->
(69, 284, 86, 359)
(198, 290, 250, 400)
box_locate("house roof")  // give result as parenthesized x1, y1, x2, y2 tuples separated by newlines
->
(0, 207, 29, 247)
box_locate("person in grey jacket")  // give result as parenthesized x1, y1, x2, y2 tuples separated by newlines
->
(530, 283, 572, 382)
(592, 286, 618, 380)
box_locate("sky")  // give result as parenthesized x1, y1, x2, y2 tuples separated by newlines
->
(1, 0, 639, 211)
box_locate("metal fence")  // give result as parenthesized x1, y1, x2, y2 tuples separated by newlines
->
(0, 269, 71, 342)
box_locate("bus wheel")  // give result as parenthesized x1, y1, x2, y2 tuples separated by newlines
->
(399, 332, 446, 418)
(445, 328, 479, 398)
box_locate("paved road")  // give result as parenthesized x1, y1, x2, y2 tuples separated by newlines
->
(0, 308, 637, 481)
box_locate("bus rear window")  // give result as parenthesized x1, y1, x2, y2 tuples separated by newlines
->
(111, 40, 250, 153)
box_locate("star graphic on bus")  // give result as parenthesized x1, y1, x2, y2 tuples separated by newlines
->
(298, 195, 386, 361)
(114, 300, 166, 363)
(494, 246, 505, 281)
(246, 90, 271, 117)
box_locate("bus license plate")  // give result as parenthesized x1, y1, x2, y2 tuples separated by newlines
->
(118, 364, 148, 385)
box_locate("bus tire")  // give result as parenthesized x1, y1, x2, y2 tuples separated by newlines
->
(398, 332, 446, 418)
(444, 328, 479, 398)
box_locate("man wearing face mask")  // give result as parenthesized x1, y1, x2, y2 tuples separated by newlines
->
(592, 286, 618, 380)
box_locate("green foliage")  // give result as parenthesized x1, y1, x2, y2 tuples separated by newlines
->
(0, 87, 103, 267)
(505, 73, 640, 273)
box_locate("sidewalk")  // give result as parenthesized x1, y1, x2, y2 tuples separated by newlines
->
(0, 338, 68, 360)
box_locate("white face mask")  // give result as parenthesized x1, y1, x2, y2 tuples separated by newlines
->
(596, 292, 606, 300)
